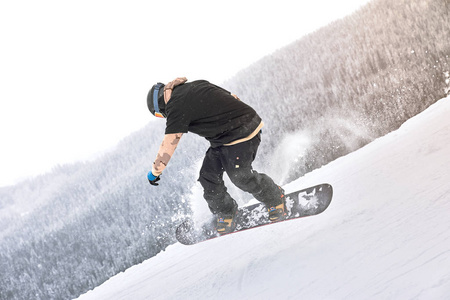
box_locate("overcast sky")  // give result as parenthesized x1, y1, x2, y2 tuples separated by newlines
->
(0, 0, 372, 187)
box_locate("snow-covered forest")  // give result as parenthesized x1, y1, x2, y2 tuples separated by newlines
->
(224, 0, 449, 183)
(0, 0, 448, 299)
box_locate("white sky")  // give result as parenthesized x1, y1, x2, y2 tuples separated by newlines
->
(0, 0, 371, 187)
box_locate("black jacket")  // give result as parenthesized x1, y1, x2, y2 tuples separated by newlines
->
(165, 80, 262, 147)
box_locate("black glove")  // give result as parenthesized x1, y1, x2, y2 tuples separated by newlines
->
(147, 171, 161, 186)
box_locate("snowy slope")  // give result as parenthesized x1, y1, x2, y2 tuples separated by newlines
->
(77, 96, 450, 300)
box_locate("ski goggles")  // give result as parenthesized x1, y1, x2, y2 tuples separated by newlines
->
(152, 82, 166, 118)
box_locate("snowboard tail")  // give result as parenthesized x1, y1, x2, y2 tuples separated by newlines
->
(176, 183, 333, 245)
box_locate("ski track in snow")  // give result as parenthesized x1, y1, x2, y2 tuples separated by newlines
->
(77, 96, 450, 300)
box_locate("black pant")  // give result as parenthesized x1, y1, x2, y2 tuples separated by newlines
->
(198, 132, 282, 214)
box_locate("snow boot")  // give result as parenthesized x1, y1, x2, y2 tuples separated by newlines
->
(268, 187, 287, 222)
(215, 204, 238, 235)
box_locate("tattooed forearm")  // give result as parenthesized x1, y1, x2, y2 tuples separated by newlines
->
(152, 133, 183, 175)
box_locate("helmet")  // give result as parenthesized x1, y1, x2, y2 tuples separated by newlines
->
(147, 82, 166, 118)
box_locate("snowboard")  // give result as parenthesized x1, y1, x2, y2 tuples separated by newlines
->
(176, 183, 333, 245)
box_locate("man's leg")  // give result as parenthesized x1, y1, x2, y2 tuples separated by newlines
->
(220, 133, 284, 207)
(198, 147, 237, 214)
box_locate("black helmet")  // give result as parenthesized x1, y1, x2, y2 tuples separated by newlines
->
(147, 82, 166, 118)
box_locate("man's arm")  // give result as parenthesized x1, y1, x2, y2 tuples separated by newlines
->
(152, 133, 183, 176)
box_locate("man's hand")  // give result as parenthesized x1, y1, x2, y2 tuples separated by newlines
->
(231, 94, 241, 101)
(164, 77, 188, 103)
(147, 171, 161, 186)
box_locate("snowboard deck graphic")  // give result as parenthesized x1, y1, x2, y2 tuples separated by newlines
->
(176, 183, 333, 245)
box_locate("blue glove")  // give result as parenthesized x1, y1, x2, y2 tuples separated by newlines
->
(147, 171, 161, 186)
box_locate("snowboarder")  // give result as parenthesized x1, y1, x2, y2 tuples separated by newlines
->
(147, 77, 286, 234)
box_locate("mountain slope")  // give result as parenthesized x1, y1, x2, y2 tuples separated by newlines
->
(2, 0, 448, 298)
(78, 97, 450, 299)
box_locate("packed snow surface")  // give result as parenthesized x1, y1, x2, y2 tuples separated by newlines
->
(78, 97, 450, 299)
